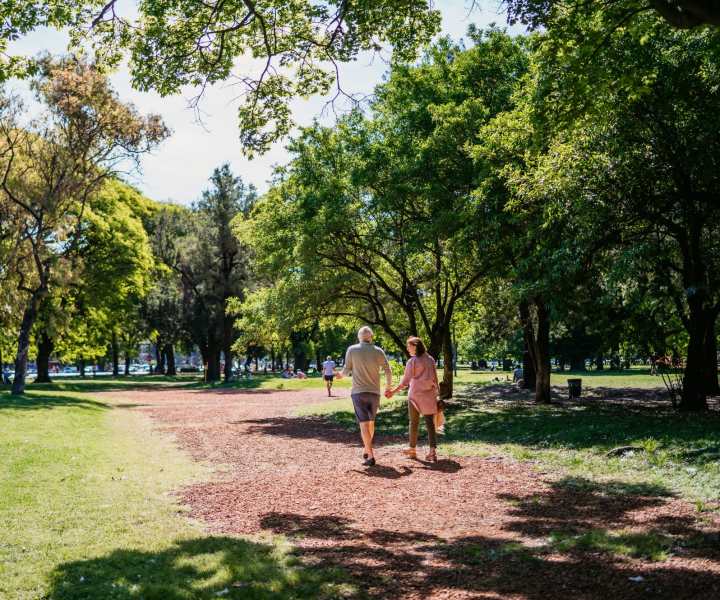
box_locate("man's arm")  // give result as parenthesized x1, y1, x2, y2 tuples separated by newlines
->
(340, 349, 352, 378)
(380, 351, 392, 392)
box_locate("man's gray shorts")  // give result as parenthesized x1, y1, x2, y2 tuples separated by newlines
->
(351, 392, 380, 422)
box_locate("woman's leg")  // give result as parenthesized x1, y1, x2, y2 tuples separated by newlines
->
(408, 401, 420, 447)
(424, 414, 437, 448)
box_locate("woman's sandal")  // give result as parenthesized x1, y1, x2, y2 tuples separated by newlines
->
(402, 448, 417, 459)
(425, 449, 437, 463)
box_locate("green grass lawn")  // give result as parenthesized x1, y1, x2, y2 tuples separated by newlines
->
(18, 365, 662, 395)
(0, 389, 356, 600)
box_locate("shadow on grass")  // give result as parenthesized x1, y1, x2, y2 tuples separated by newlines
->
(46, 536, 358, 600)
(0, 391, 109, 411)
(360, 385, 719, 456)
(557, 368, 655, 378)
(448, 386, 720, 454)
(24, 375, 203, 394)
(255, 477, 720, 599)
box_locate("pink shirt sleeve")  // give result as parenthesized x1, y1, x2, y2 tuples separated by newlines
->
(399, 357, 414, 388)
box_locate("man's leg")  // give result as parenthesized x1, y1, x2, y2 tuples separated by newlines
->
(359, 421, 374, 457)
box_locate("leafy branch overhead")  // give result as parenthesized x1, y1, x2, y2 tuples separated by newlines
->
(504, 0, 720, 29)
(4, 1, 718, 155)
(81, 0, 441, 155)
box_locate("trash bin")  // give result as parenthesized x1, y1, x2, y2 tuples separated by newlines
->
(567, 378, 582, 399)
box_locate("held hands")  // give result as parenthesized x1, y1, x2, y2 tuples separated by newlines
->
(384, 387, 394, 399)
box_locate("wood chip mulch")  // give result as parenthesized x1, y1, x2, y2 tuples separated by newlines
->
(99, 387, 720, 599)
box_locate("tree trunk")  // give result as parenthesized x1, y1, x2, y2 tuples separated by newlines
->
(111, 331, 120, 377)
(223, 345, 233, 381)
(292, 350, 306, 372)
(124, 352, 131, 376)
(79, 358, 86, 377)
(570, 354, 586, 371)
(522, 338, 536, 390)
(520, 298, 551, 404)
(680, 300, 710, 411)
(519, 300, 537, 390)
(702, 312, 719, 395)
(270, 349, 276, 372)
(206, 344, 222, 382)
(165, 344, 177, 376)
(155, 338, 165, 375)
(34, 331, 54, 384)
(440, 325, 453, 398)
(534, 300, 551, 404)
(11, 291, 44, 395)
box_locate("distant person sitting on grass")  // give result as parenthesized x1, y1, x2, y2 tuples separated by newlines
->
(295, 370, 308, 379)
(336, 326, 392, 467)
(282, 366, 294, 379)
(322, 355, 337, 397)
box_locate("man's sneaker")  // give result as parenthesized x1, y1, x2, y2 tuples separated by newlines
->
(362, 457, 376, 467)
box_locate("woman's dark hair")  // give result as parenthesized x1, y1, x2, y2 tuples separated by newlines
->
(406, 336, 426, 356)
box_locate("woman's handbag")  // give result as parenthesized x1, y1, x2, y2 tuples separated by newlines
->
(434, 398, 446, 434)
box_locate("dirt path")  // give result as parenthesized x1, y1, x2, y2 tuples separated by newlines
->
(99, 386, 720, 599)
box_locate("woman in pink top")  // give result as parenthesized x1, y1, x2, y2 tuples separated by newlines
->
(387, 336, 439, 462)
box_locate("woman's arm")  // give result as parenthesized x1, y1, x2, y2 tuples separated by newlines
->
(389, 359, 413, 395)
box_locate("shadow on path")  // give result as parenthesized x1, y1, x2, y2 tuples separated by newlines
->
(243, 415, 405, 448)
(256, 477, 720, 599)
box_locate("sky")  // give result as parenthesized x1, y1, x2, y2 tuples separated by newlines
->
(9, 1, 519, 204)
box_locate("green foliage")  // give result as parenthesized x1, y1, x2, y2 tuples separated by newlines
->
(0, 58, 167, 389)
(83, 0, 441, 154)
(243, 29, 529, 378)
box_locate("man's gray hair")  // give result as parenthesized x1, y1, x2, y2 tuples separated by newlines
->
(357, 326, 374, 342)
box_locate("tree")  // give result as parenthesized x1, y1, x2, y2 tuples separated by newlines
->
(161, 165, 256, 381)
(514, 16, 720, 409)
(31, 179, 155, 380)
(0, 56, 168, 394)
(243, 30, 528, 397)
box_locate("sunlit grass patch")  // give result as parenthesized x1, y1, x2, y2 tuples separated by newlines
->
(548, 529, 674, 561)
